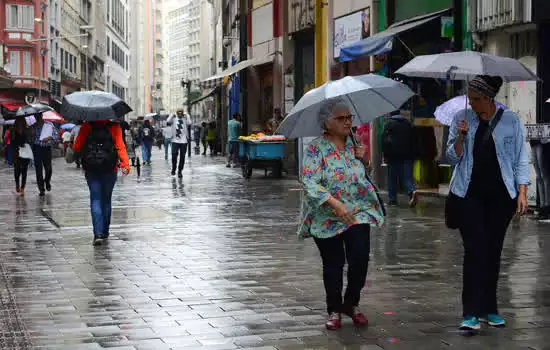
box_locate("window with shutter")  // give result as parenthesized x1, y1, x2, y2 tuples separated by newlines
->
(23, 52, 31, 76)
(6, 5, 18, 29)
(8, 51, 20, 75)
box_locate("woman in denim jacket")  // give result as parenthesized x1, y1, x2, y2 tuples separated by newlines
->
(447, 75, 530, 331)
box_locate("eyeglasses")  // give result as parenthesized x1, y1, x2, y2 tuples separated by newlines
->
(332, 115, 354, 123)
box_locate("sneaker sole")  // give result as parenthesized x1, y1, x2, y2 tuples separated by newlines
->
(480, 319, 505, 327)
(93, 239, 104, 246)
(459, 324, 480, 331)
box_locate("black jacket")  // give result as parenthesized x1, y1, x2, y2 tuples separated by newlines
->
(382, 116, 416, 160)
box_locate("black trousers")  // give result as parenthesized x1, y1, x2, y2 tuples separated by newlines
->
(33, 146, 52, 192)
(459, 196, 516, 317)
(14, 157, 30, 189)
(314, 224, 371, 315)
(172, 143, 187, 173)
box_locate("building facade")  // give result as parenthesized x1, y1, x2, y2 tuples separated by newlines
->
(0, 0, 50, 115)
(165, 3, 190, 113)
(105, 0, 130, 103)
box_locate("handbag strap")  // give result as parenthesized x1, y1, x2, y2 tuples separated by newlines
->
(482, 108, 504, 144)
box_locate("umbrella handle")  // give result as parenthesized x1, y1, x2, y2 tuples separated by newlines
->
(349, 131, 358, 146)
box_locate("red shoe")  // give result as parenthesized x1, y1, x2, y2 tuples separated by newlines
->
(347, 307, 368, 327)
(325, 312, 342, 330)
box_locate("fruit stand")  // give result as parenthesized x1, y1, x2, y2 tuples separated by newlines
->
(238, 134, 286, 179)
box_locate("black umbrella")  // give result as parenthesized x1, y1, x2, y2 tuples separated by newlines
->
(15, 103, 53, 118)
(60, 91, 132, 121)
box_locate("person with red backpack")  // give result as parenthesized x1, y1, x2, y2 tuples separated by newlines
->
(73, 120, 130, 246)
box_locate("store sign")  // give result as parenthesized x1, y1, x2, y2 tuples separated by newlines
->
(333, 7, 371, 58)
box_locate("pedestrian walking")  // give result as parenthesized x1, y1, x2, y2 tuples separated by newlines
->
(31, 114, 58, 197)
(3, 128, 13, 167)
(167, 109, 191, 177)
(124, 124, 138, 166)
(446, 75, 529, 331)
(71, 122, 82, 168)
(62, 128, 72, 155)
(299, 98, 385, 330)
(200, 122, 208, 155)
(226, 113, 242, 168)
(205, 122, 216, 156)
(138, 119, 155, 165)
(155, 128, 164, 150)
(162, 123, 173, 160)
(382, 110, 418, 207)
(73, 121, 130, 246)
(10, 117, 32, 196)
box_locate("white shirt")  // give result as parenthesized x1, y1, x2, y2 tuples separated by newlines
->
(62, 131, 72, 142)
(162, 126, 173, 139)
(167, 114, 192, 144)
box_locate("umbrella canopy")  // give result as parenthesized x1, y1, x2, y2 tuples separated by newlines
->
(60, 90, 132, 121)
(15, 103, 53, 118)
(61, 123, 76, 130)
(395, 51, 538, 82)
(277, 74, 414, 139)
(1, 115, 36, 126)
(42, 110, 64, 124)
(435, 95, 508, 126)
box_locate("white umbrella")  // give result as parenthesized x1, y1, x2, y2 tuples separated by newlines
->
(395, 51, 538, 82)
(277, 74, 414, 139)
(1, 115, 37, 126)
(435, 95, 508, 126)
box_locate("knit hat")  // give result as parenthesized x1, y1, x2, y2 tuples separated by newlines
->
(468, 75, 503, 99)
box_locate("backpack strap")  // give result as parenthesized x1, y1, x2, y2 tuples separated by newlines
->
(482, 108, 504, 144)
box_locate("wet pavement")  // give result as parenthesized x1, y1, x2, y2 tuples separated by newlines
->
(0, 149, 549, 349)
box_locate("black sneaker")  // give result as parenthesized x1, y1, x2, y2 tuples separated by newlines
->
(178, 172, 183, 178)
(101, 233, 110, 239)
(39, 191, 46, 197)
(171, 170, 176, 176)
(45, 183, 51, 192)
(226, 164, 231, 168)
(93, 236, 104, 246)
(387, 200, 398, 206)
(408, 191, 418, 208)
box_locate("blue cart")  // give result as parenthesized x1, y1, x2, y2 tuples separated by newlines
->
(239, 141, 286, 179)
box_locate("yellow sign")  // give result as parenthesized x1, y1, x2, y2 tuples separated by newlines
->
(253, 0, 271, 9)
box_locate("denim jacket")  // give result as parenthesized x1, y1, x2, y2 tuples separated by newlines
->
(446, 108, 530, 199)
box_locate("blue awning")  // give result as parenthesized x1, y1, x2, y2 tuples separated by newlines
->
(339, 8, 451, 62)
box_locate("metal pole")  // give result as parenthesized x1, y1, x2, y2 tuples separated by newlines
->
(239, 0, 248, 133)
(38, 53, 42, 101)
(85, 51, 89, 90)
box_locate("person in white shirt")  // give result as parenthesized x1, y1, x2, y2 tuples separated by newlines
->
(162, 124, 173, 160)
(62, 129, 72, 155)
(167, 109, 191, 177)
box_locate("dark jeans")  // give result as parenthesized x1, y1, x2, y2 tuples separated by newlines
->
(164, 138, 172, 160)
(314, 224, 371, 315)
(228, 141, 239, 164)
(142, 139, 153, 162)
(172, 142, 187, 173)
(14, 157, 30, 189)
(387, 159, 415, 202)
(458, 196, 516, 317)
(32, 145, 53, 192)
(86, 172, 117, 236)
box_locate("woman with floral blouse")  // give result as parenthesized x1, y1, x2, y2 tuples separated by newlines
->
(299, 98, 385, 330)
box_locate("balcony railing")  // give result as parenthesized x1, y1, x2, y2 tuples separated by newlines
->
(469, 0, 533, 32)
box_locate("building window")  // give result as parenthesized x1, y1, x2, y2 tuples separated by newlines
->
(23, 51, 31, 76)
(5, 4, 35, 30)
(112, 82, 125, 100)
(7, 51, 20, 75)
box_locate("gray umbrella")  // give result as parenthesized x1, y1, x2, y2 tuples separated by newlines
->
(15, 103, 53, 118)
(60, 91, 132, 121)
(277, 74, 414, 139)
(395, 51, 538, 82)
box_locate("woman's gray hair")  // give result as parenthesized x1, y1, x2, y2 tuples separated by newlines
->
(318, 97, 350, 130)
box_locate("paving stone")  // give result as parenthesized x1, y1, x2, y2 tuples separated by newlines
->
(0, 152, 549, 349)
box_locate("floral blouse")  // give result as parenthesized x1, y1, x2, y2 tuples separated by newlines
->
(298, 135, 385, 239)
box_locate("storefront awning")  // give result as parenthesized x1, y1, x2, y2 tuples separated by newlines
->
(339, 8, 452, 62)
(0, 102, 24, 111)
(190, 88, 217, 105)
(200, 54, 275, 89)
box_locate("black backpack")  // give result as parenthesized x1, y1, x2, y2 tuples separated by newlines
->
(82, 123, 118, 173)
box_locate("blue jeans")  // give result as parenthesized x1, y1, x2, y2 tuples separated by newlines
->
(86, 172, 117, 236)
(387, 159, 415, 202)
(164, 138, 172, 160)
(142, 140, 153, 162)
